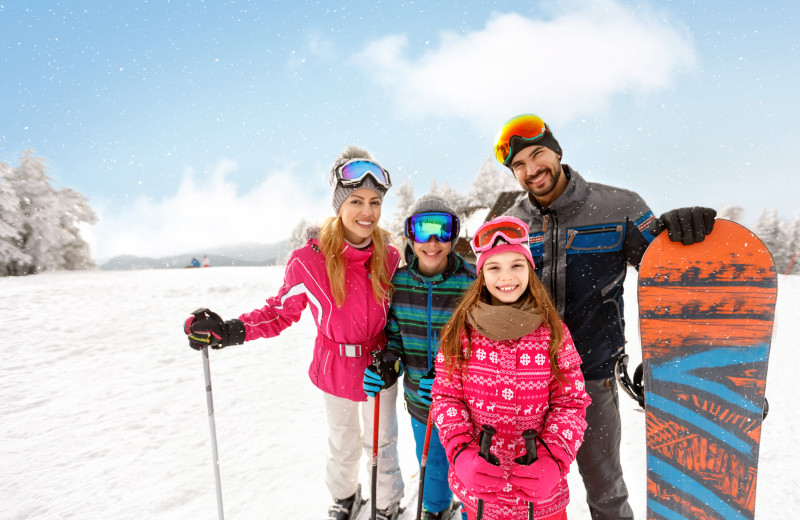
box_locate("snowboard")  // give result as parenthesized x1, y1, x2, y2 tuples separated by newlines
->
(637, 219, 777, 520)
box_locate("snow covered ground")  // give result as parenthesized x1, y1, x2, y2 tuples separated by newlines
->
(2, 266, 798, 519)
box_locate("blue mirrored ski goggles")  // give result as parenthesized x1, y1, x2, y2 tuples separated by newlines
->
(336, 159, 392, 189)
(405, 212, 459, 243)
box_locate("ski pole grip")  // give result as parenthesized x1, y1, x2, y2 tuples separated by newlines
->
(514, 429, 539, 466)
(371, 350, 383, 375)
(478, 424, 500, 466)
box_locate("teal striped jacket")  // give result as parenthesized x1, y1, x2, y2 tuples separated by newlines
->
(386, 248, 476, 423)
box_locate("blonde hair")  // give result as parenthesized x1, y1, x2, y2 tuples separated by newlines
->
(439, 262, 566, 381)
(318, 216, 394, 307)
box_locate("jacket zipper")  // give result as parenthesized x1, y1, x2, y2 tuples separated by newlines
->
(426, 279, 434, 370)
(565, 225, 624, 250)
(547, 211, 559, 307)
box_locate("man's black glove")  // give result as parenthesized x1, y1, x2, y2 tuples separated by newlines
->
(649, 207, 716, 246)
(183, 308, 246, 350)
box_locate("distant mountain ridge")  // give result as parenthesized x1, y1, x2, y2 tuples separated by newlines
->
(100, 240, 290, 270)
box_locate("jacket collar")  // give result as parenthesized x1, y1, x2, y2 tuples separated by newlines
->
(406, 247, 468, 283)
(526, 164, 587, 216)
(308, 237, 374, 263)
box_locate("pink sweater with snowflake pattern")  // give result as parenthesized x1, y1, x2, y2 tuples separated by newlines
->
(431, 322, 590, 519)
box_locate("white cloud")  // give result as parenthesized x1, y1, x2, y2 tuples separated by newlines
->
(88, 160, 330, 260)
(353, 0, 697, 128)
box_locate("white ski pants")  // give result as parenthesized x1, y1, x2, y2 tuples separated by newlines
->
(323, 382, 404, 509)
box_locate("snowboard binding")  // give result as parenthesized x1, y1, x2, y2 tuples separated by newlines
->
(614, 353, 770, 419)
(614, 354, 645, 409)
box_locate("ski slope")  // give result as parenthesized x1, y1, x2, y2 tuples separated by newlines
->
(1, 266, 797, 519)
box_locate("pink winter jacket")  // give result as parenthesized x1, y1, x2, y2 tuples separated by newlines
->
(431, 322, 590, 519)
(239, 237, 400, 402)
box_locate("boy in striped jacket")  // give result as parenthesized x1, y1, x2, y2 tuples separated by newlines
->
(364, 194, 476, 519)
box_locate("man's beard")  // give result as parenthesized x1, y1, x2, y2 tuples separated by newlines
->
(526, 164, 562, 198)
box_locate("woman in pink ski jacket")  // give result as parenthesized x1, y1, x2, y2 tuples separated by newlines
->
(431, 217, 591, 520)
(184, 145, 404, 520)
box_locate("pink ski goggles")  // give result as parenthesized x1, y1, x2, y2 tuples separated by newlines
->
(470, 216, 531, 254)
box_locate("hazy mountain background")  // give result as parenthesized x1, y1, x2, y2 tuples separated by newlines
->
(99, 240, 290, 270)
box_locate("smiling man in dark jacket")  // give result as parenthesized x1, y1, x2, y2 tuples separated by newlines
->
(493, 113, 715, 519)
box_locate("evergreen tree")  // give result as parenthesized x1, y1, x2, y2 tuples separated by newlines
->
(387, 180, 415, 237)
(286, 217, 312, 252)
(753, 209, 793, 274)
(57, 187, 98, 270)
(0, 162, 31, 275)
(466, 157, 520, 211)
(717, 205, 744, 223)
(779, 217, 800, 275)
(432, 181, 469, 217)
(1, 150, 96, 276)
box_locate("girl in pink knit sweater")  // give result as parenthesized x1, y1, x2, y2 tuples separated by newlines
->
(431, 217, 591, 520)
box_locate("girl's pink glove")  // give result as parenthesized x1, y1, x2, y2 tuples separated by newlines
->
(509, 450, 562, 502)
(453, 446, 505, 501)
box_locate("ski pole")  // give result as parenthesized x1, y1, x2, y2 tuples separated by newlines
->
(514, 429, 539, 520)
(202, 346, 225, 520)
(415, 410, 434, 520)
(370, 350, 383, 520)
(415, 366, 437, 520)
(476, 424, 499, 520)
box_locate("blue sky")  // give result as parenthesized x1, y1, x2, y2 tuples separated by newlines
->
(2, 0, 798, 261)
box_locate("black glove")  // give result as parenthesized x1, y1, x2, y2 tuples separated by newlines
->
(649, 207, 716, 246)
(183, 308, 246, 350)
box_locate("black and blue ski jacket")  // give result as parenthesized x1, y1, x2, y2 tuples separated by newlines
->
(504, 166, 656, 381)
(385, 248, 476, 424)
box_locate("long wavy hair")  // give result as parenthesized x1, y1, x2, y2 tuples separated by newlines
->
(318, 216, 394, 307)
(439, 261, 566, 381)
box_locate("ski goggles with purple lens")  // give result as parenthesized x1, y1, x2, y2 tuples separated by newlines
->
(336, 159, 392, 189)
(405, 212, 459, 243)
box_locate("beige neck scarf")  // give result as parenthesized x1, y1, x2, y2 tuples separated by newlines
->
(466, 295, 543, 341)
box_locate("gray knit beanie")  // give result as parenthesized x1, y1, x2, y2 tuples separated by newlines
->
(406, 194, 460, 238)
(329, 145, 390, 214)
(409, 194, 457, 218)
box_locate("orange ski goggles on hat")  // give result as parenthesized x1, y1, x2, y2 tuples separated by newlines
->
(493, 114, 552, 165)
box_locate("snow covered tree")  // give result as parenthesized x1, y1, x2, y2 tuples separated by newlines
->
(387, 180, 415, 237)
(778, 217, 800, 275)
(785, 218, 800, 275)
(287, 217, 312, 252)
(1, 151, 97, 276)
(57, 187, 98, 270)
(0, 162, 31, 274)
(465, 157, 520, 212)
(388, 156, 522, 242)
(432, 181, 470, 217)
(753, 209, 781, 261)
(717, 205, 744, 223)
